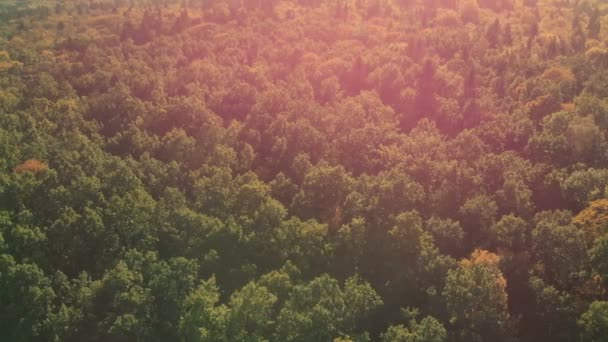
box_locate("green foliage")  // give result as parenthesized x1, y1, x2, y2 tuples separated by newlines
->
(443, 250, 510, 341)
(1, 0, 608, 341)
(225, 282, 277, 342)
(381, 315, 446, 342)
(578, 301, 608, 342)
(531, 210, 589, 289)
(0, 254, 55, 342)
(178, 277, 228, 342)
(275, 274, 382, 342)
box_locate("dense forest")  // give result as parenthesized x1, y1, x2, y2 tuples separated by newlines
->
(1, 0, 608, 341)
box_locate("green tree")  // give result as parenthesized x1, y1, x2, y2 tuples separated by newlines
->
(459, 195, 498, 250)
(225, 282, 277, 342)
(292, 163, 352, 223)
(275, 275, 382, 342)
(443, 250, 511, 341)
(93, 261, 154, 341)
(531, 210, 589, 289)
(0, 255, 55, 342)
(381, 314, 446, 342)
(578, 301, 608, 342)
(178, 277, 228, 342)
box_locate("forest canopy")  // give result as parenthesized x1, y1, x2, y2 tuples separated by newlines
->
(1, 0, 608, 341)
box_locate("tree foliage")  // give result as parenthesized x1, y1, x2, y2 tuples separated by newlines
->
(0, 0, 607, 341)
